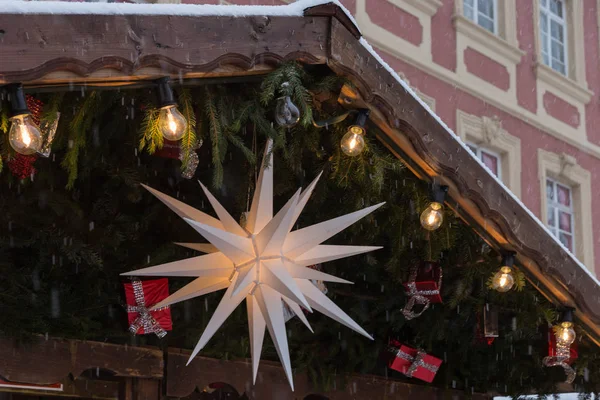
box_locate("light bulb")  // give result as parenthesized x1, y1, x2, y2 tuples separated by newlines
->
(420, 202, 444, 231)
(158, 106, 187, 141)
(275, 96, 300, 128)
(9, 114, 42, 155)
(341, 126, 366, 156)
(492, 266, 515, 292)
(556, 321, 576, 346)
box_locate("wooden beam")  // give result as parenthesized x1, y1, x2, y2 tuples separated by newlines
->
(0, 336, 163, 384)
(0, 377, 120, 399)
(167, 349, 490, 400)
(0, 13, 329, 85)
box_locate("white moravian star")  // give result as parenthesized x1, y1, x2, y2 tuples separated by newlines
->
(122, 140, 384, 390)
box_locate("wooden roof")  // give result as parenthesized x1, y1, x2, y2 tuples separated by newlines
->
(0, 0, 599, 346)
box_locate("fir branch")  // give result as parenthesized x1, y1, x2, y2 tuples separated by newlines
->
(138, 106, 163, 155)
(204, 87, 226, 188)
(0, 106, 8, 134)
(41, 92, 65, 121)
(61, 91, 101, 189)
(178, 89, 198, 171)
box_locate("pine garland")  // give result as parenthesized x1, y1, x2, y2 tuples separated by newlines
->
(61, 91, 100, 189)
(138, 106, 163, 155)
(178, 88, 198, 172)
(204, 86, 227, 188)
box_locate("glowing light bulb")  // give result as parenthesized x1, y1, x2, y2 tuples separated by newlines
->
(556, 321, 576, 346)
(158, 106, 187, 141)
(420, 202, 444, 231)
(491, 266, 515, 292)
(9, 114, 42, 155)
(274, 96, 300, 128)
(341, 126, 366, 156)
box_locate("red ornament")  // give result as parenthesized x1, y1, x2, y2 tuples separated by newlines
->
(402, 261, 443, 320)
(7, 154, 37, 180)
(154, 140, 181, 159)
(385, 340, 442, 383)
(26, 95, 44, 126)
(124, 278, 172, 338)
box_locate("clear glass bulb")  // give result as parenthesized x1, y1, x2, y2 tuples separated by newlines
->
(9, 114, 42, 155)
(341, 126, 366, 156)
(159, 106, 187, 141)
(492, 266, 515, 292)
(275, 96, 300, 128)
(420, 202, 443, 231)
(556, 321, 576, 346)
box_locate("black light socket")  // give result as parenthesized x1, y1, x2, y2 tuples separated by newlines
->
(501, 252, 516, 268)
(431, 184, 449, 204)
(561, 308, 575, 324)
(156, 77, 177, 109)
(7, 84, 30, 117)
(354, 109, 370, 127)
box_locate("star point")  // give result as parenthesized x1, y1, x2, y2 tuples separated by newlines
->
(123, 139, 384, 390)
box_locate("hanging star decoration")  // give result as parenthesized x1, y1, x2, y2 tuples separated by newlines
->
(122, 140, 384, 390)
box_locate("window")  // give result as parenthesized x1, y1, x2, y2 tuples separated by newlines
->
(467, 144, 501, 178)
(463, 0, 496, 33)
(538, 149, 594, 270)
(546, 178, 574, 251)
(539, 0, 567, 75)
(456, 112, 521, 195)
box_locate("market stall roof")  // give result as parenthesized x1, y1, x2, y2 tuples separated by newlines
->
(1, 0, 599, 344)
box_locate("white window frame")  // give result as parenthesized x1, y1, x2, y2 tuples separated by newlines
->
(545, 177, 575, 251)
(538, 149, 594, 272)
(539, 0, 568, 75)
(456, 111, 521, 197)
(463, 0, 498, 34)
(467, 143, 503, 180)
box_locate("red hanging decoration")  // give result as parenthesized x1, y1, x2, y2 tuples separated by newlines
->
(124, 278, 173, 338)
(475, 303, 498, 345)
(7, 154, 37, 180)
(26, 95, 44, 126)
(402, 261, 443, 320)
(154, 140, 181, 159)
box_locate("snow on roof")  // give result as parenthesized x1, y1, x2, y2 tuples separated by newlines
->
(0, 0, 595, 285)
(358, 37, 600, 286)
(0, 0, 358, 31)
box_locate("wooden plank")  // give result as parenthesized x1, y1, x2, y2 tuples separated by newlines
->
(326, 18, 600, 342)
(167, 350, 490, 400)
(304, 2, 361, 39)
(0, 377, 120, 399)
(0, 336, 163, 385)
(0, 14, 329, 85)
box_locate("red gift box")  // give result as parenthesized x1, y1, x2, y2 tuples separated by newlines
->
(402, 261, 442, 303)
(386, 340, 442, 383)
(124, 278, 172, 337)
(547, 327, 578, 364)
